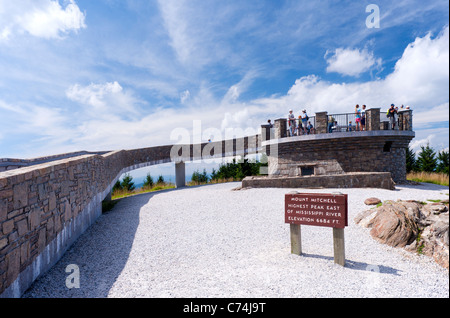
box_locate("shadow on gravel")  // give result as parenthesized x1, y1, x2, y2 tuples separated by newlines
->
(301, 253, 401, 276)
(395, 182, 449, 192)
(22, 191, 156, 298)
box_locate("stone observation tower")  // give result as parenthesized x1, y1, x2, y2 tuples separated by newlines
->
(243, 108, 414, 189)
(0, 107, 413, 297)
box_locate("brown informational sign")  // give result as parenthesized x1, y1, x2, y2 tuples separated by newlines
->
(285, 193, 348, 229)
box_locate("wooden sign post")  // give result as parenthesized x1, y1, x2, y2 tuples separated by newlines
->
(285, 192, 348, 266)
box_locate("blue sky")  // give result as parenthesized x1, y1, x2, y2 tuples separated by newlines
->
(0, 0, 449, 172)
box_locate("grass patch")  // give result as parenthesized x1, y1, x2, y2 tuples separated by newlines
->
(111, 183, 175, 200)
(407, 172, 449, 187)
(416, 229, 425, 255)
(187, 177, 239, 187)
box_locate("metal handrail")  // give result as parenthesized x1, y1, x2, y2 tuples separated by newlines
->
(287, 116, 317, 136)
(281, 109, 410, 136)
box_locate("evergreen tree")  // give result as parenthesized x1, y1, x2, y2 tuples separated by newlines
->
(191, 169, 209, 183)
(112, 180, 123, 192)
(406, 146, 417, 172)
(157, 175, 165, 185)
(210, 168, 218, 181)
(436, 150, 449, 174)
(143, 173, 154, 188)
(212, 156, 263, 181)
(121, 173, 135, 191)
(416, 144, 437, 172)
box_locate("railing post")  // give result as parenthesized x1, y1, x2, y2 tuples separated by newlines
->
(175, 161, 186, 188)
(366, 108, 380, 131)
(315, 111, 328, 134)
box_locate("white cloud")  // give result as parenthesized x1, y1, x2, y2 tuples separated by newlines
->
(0, 98, 72, 151)
(410, 134, 436, 153)
(325, 47, 382, 77)
(412, 103, 449, 126)
(384, 26, 449, 106)
(272, 26, 448, 118)
(157, 0, 199, 65)
(66, 82, 142, 118)
(2, 21, 448, 158)
(180, 90, 191, 104)
(0, 0, 86, 41)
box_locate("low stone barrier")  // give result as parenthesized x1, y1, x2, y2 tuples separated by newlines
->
(242, 172, 395, 190)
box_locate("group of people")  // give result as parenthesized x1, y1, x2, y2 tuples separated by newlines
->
(386, 104, 410, 130)
(266, 103, 410, 136)
(287, 109, 315, 136)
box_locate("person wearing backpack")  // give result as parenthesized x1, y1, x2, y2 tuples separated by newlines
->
(387, 104, 397, 130)
(301, 109, 309, 135)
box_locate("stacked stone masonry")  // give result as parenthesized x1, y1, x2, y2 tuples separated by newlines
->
(0, 136, 261, 297)
(266, 133, 413, 183)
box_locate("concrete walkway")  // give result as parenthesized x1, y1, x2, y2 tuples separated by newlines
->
(23, 182, 449, 298)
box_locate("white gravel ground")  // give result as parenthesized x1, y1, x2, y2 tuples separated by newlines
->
(23, 182, 449, 298)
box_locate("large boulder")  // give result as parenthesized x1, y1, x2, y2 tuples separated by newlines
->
(366, 201, 421, 247)
(355, 200, 449, 269)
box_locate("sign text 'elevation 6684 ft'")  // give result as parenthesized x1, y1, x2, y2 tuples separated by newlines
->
(285, 193, 348, 228)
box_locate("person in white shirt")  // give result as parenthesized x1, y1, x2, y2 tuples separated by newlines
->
(288, 109, 296, 136)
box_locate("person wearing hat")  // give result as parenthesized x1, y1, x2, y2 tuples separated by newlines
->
(288, 109, 296, 136)
(387, 104, 397, 130)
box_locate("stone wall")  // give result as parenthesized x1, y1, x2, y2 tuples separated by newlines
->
(0, 152, 123, 297)
(242, 172, 394, 190)
(0, 151, 110, 172)
(0, 136, 261, 297)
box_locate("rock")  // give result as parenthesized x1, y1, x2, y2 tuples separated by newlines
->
(368, 201, 420, 248)
(364, 197, 381, 205)
(356, 200, 449, 269)
(354, 209, 377, 228)
(419, 212, 449, 269)
(421, 202, 448, 217)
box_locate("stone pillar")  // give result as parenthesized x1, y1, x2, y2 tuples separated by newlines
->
(366, 108, 380, 131)
(261, 124, 272, 142)
(397, 111, 404, 131)
(399, 110, 413, 131)
(315, 111, 328, 134)
(175, 161, 185, 188)
(274, 118, 287, 139)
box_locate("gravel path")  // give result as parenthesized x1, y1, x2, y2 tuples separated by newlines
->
(23, 182, 449, 298)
